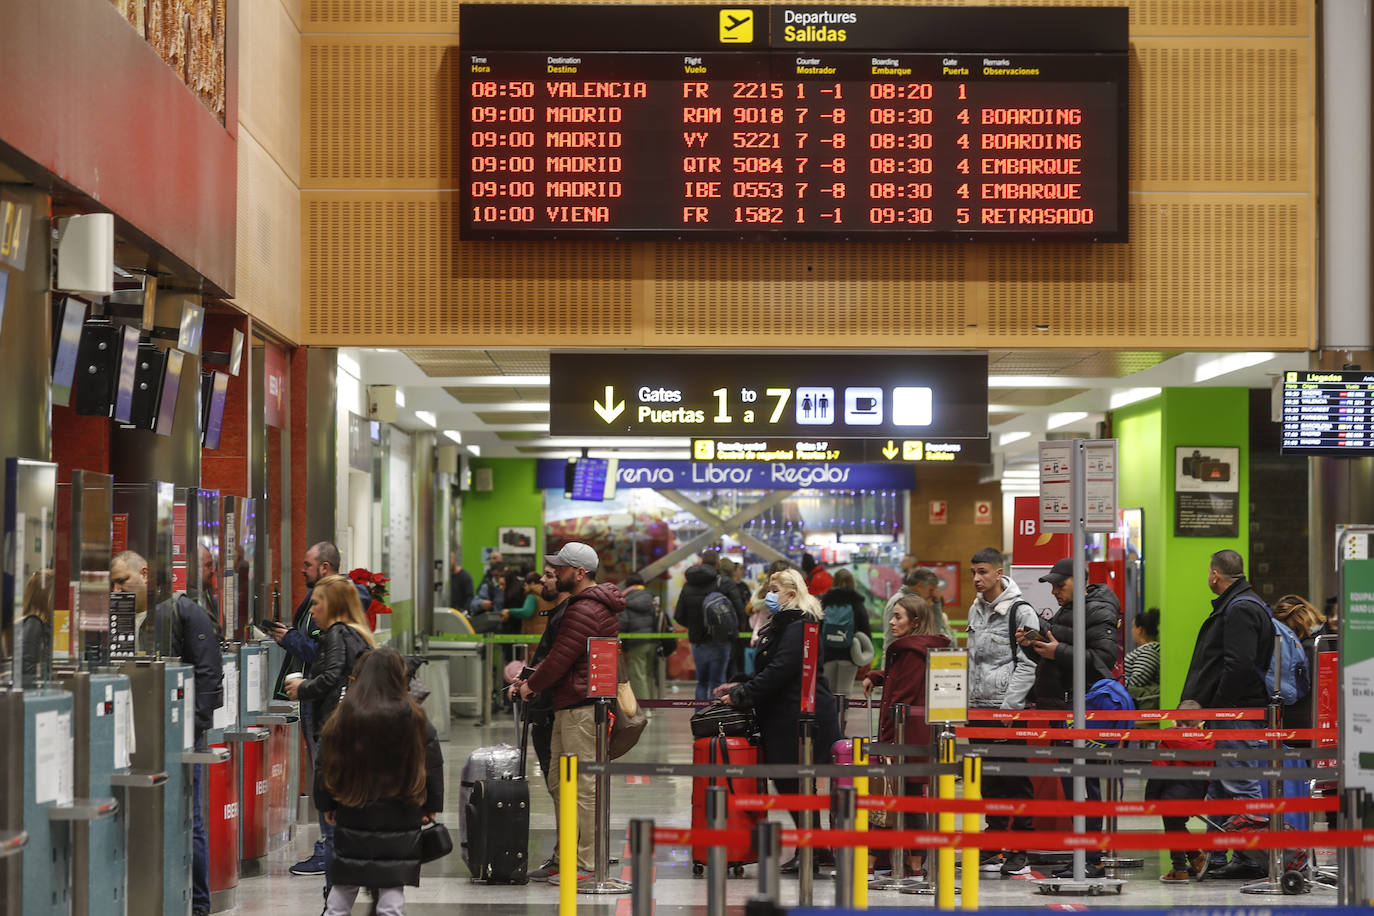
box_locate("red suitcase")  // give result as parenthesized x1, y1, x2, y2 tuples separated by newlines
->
(691, 734, 765, 876)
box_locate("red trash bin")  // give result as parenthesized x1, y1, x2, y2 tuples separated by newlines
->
(207, 741, 241, 907)
(240, 728, 271, 865)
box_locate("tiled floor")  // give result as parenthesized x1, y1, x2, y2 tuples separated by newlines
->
(228, 702, 1344, 914)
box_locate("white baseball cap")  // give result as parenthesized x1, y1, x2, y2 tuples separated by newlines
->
(545, 542, 599, 573)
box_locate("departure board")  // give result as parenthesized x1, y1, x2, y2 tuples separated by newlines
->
(458, 5, 1129, 241)
(1281, 370, 1374, 457)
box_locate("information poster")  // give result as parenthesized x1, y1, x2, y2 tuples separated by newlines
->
(586, 637, 620, 697)
(1038, 441, 1072, 533)
(183, 675, 196, 750)
(245, 651, 263, 713)
(1173, 446, 1239, 537)
(33, 709, 63, 804)
(214, 659, 238, 731)
(113, 687, 134, 770)
(926, 649, 969, 723)
(1342, 547, 1374, 793)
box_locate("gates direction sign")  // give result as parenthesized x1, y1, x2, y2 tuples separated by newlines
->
(691, 437, 991, 464)
(549, 353, 988, 439)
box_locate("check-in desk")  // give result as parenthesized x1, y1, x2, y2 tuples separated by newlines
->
(61, 671, 139, 916)
(123, 660, 229, 916)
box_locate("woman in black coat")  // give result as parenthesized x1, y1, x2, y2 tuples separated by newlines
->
(718, 567, 842, 815)
(316, 647, 444, 915)
(287, 574, 377, 740)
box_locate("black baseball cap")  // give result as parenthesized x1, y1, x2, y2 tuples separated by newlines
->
(1039, 558, 1075, 585)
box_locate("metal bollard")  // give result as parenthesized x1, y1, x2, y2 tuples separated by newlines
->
(852, 737, 869, 910)
(1100, 769, 1142, 868)
(581, 698, 631, 895)
(876, 704, 927, 892)
(834, 786, 857, 906)
(798, 716, 816, 906)
(707, 785, 728, 916)
(1239, 701, 1287, 896)
(558, 754, 577, 916)
(629, 819, 654, 916)
(751, 819, 782, 906)
(961, 755, 981, 911)
(935, 728, 958, 910)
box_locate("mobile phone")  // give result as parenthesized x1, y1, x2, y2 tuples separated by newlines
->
(1019, 627, 1047, 643)
(520, 666, 536, 680)
(259, 618, 280, 632)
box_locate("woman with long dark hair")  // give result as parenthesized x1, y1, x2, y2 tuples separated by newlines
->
(316, 647, 444, 915)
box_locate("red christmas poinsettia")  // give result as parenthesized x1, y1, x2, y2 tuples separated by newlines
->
(349, 567, 392, 629)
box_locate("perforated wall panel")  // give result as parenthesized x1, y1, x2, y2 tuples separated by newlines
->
(303, 193, 636, 344)
(984, 195, 1309, 348)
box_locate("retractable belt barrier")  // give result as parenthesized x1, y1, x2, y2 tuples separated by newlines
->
(954, 726, 1326, 741)
(960, 742, 1337, 762)
(650, 826, 1374, 853)
(726, 793, 1340, 817)
(965, 707, 1266, 721)
(577, 760, 958, 779)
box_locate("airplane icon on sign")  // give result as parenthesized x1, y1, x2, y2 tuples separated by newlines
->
(719, 9, 754, 42)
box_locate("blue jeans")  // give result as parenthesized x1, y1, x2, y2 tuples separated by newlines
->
(301, 703, 335, 875)
(1206, 717, 1265, 865)
(692, 643, 732, 701)
(192, 734, 209, 912)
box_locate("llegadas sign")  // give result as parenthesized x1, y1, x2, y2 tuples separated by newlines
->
(536, 459, 914, 490)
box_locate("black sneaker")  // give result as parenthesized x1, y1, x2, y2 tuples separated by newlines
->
(977, 851, 1005, 872)
(1052, 862, 1105, 879)
(528, 857, 558, 882)
(1000, 852, 1031, 876)
(289, 853, 328, 876)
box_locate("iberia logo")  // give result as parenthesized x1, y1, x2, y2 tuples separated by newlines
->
(719, 9, 753, 42)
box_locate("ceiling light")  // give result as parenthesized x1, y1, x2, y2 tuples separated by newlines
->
(1001, 468, 1041, 479)
(1046, 411, 1089, 430)
(396, 389, 407, 408)
(375, 348, 397, 354)
(337, 353, 361, 381)
(1194, 352, 1275, 383)
(1110, 387, 1161, 409)
(466, 444, 482, 456)
(414, 410, 436, 428)
(988, 376, 1089, 388)
(443, 430, 463, 444)
(998, 430, 1031, 446)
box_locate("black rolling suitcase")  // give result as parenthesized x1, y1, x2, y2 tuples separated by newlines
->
(461, 702, 532, 884)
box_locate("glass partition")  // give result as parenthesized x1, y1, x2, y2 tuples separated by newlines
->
(2, 458, 58, 689)
(114, 481, 175, 657)
(70, 470, 113, 668)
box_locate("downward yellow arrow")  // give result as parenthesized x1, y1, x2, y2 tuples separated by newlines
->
(593, 385, 625, 423)
(882, 440, 898, 460)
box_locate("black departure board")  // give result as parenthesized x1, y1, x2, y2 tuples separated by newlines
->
(458, 5, 1129, 241)
(1281, 370, 1374, 457)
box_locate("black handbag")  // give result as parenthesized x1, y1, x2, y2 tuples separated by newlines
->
(420, 821, 453, 863)
(689, 701, 756, 739)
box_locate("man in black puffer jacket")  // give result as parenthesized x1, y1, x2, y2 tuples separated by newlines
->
(1019, 557, 1121, 878)
(674, 551, 744, 700)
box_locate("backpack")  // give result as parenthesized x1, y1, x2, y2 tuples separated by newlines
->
(820, 599, 856, 651)
(1085, 677, 1136, 745)
(702, 591, 737, 645)
(1266, 615, 1310, 705)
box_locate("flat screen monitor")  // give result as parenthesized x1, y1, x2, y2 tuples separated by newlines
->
(1281, 369, 1374, 456)
(202, 371, 229, 449)
(177, 302, 204, 357)
(51, 297, 86, 407)
(564, 456, 618, 501)
(155, 349, 185, 437)
(111, 326, 141, 424)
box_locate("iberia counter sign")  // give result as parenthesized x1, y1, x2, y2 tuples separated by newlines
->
(925, 648, 968, 723)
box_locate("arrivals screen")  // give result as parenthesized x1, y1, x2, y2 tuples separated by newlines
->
(458, 5, 1128, 241)
(1281, 369, 1374, 457)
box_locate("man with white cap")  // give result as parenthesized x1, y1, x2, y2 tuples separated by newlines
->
(514, 542, 623, 883)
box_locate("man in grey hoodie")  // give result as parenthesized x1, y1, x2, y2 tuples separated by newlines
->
(966, 547, 1041, 877)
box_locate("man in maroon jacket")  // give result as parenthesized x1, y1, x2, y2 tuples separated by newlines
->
(516, 542, 622, 881)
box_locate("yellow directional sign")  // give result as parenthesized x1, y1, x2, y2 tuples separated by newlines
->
(881, 440, 898, 460)
(694, 439, 716, 460)
(593, 385, 625, 424)
(903, 440, 924, 461)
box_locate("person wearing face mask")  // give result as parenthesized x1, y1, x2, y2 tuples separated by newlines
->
(715, 568, 842, 872)
(514, 543, 622, 883)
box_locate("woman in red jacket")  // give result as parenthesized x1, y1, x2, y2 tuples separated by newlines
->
(862, 594, 951, 876)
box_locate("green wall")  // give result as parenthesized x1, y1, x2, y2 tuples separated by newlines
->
(1113, 387, 1250, 707)
(461, 458, 545, 578)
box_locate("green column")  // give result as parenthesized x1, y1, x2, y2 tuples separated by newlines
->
(1115, 387, 1250, 707)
